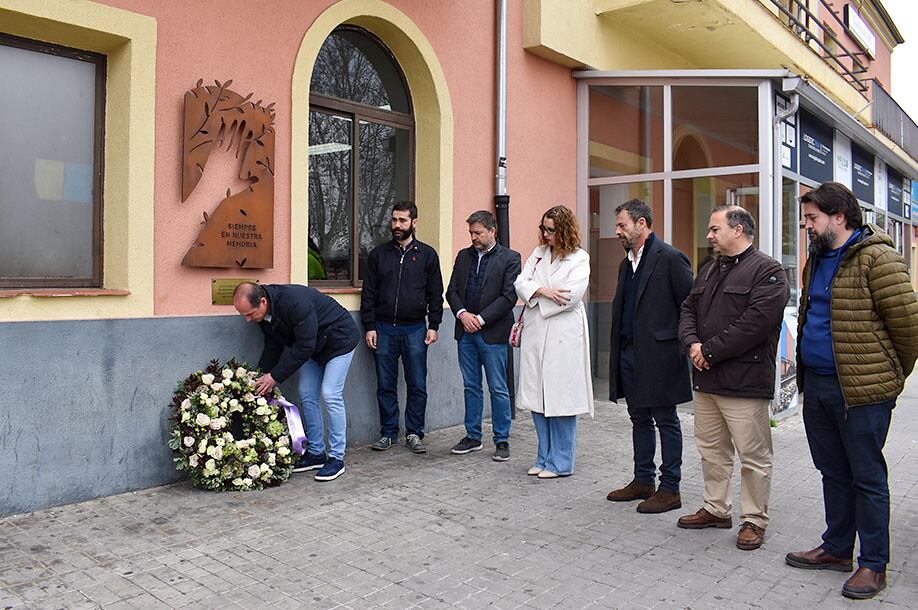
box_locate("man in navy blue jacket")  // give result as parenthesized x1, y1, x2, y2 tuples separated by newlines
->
(361, 201, 444, 454)
(445, 210, 521, 461)
(234, 282, 359, 481)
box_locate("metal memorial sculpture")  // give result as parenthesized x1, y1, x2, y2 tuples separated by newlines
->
(182, 79, 275, 268)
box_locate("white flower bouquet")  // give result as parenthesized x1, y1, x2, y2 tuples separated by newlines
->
(168, 359, 297, 491)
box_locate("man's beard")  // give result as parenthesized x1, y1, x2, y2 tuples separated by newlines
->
(619, 236, 633, 252)
(808, 228, 836, 255)
(392, 226, 415, 241)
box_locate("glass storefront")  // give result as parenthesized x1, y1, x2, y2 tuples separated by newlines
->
(577, 72, 915, 414)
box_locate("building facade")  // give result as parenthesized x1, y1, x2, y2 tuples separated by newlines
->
(1, 0, 915, 515)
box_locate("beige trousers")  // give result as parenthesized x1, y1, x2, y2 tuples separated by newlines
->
(693, 391, 773, 529)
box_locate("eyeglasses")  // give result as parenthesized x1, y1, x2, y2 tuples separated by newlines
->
(539, 225, 556, 235)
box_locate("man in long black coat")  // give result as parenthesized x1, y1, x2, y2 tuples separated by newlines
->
(606, 199, 693, 513)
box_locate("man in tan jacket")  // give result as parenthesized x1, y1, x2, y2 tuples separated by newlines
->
(786, 182, 918, 600)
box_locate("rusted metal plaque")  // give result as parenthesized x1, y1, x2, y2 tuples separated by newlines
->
(211, 278, 256, 305)
(182, 79, 275, 269)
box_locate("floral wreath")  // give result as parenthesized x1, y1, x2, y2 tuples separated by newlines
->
(169, 359, 299, 491)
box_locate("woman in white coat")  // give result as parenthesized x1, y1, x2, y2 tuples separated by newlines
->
(514, 205, 593, 479)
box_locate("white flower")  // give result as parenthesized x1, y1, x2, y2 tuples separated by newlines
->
(181, 411, 190, 423)
(235, 441, 246, 450)
(261, 436, 273, 448)
(248, 465, 261, 478)
(243, 393, 255, 403)
(236, 367, 248, 379)
(204, 459, 217, 474)
(255, 406, 267, 416)
(243, 477, 252, 485)
(277, 446, 290, 457)
(215, 437, 225, 447)
(189, 454, 199, 468)
(197, 439, 207, 454)
(222, 369, 234, 379)
(212, 447, 223, 460)
(201, 374, 215, 385)
(267, 453, 276, 465)
(232, 477, 244, 486)
(256, 397, 267, 406)
(209, 418, 224, 431)
(195, 413, 211, 427)
(211, 382, 224, 392)
(199, 393, 209, 403)
(276, 436, 289, 446)
(180, 398, 191, 411)
(183, 436, 195, 447)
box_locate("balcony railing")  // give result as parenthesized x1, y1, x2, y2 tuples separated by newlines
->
(870, 80, 918, 162)
(762, 0, 869, 93)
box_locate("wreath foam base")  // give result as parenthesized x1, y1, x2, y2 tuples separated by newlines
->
(168, 359, 299, 491)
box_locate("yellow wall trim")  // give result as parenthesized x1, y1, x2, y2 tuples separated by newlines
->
(291, 0, 454, 303)
(0, 0, 156, 321)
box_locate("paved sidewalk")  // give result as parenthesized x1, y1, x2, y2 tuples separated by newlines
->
(2, 380, 918, 610)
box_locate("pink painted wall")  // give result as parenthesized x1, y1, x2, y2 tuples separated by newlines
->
(95, 0, 577, 316)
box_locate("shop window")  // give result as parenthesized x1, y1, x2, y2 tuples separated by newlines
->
(673, 173, 759, 272)
(672, 87, 758, 171)
(589, 86, 663, 178)
(308, 26, 413, 285)
(0, 34, 105, 289)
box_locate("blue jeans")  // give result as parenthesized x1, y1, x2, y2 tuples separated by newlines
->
(803, 369, 894, 572)
(458, 332, 512, 444)
(620, 344, 682, 492)
(297, 350, 355, 461)
(531, 412, 577, 475)
(375, 322, 428, 439)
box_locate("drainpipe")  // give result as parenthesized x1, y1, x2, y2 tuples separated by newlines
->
(494, 0, 515, 414)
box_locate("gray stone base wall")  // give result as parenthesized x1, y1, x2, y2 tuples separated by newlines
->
(0, 312, 500, 517)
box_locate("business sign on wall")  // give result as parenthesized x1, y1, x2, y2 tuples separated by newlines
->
(844, 5, 877, 59)
(834, 132, 852, 188)
(875, 159, 887, 212)
(776, 94, 797, 173)
(911, 180, 918, 220)
(799, 110, 833, 184)
(887, 166, 904, 217)
(851, 143, 874, 204)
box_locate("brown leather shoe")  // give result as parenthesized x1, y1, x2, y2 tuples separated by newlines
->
(636, 489, 682, 514)
(785, 546, 853, 572)
(606, 480, 655, 502)
(736, 522, 765, 550)
(842, 567, 886, 599)
(677, 508, 732, 529)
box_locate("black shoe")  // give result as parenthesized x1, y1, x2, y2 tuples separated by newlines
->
(450, 436, 483, 454)
(314, 458, 345, 481)
(292, 452, 326, 473)
(492, 442, 510, 462)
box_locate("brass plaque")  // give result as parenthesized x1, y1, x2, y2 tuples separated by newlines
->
(212, 278, 255, 305)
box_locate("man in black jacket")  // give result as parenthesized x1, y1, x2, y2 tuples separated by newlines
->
(606, 199, 693, 514)
(677, 206, 789, 550)
(233, 282, 359, 481)
(445, 211, 521, 462)
(361, 201, 444, 454)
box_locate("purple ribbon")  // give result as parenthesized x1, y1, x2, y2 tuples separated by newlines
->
(268, 397, 307, 456)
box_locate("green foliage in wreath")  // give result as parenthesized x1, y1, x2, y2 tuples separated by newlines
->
(168, 359, 297, 491)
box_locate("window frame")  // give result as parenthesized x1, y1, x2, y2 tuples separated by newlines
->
(308, 26, 415, 288)
(0, 33, 106, 289)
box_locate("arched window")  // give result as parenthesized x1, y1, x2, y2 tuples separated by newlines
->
(308, 26, 413, 285)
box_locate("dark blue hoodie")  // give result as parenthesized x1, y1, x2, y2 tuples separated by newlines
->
(800, 229, 862, 374)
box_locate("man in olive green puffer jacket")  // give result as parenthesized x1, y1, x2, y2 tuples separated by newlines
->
(785, 182, 918, 601)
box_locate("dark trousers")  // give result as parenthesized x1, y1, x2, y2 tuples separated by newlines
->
(620, 343, 683, 493)
(374, 322, 428, 439)
(803, 369, 894, 572)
